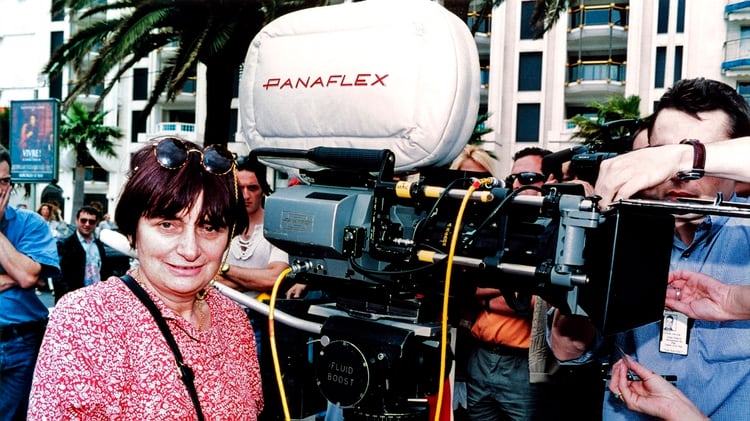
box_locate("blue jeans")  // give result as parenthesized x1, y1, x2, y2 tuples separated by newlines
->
(0, 332, 44, 421)
(466, 345, 552, 421)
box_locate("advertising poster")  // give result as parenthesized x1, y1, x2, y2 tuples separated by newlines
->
(10, 99, 59, 183)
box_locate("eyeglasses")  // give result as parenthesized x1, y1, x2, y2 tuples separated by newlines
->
(506, 172, 546, 186)
(79, 218, 97, 226)
(0, 177, 12, 186)
(153, 137, 235, 175)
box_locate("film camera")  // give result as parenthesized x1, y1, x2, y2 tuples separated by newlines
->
(231, 1, 672, 418)
(246, 145, 674, 418)
(544, 118, 643, 184)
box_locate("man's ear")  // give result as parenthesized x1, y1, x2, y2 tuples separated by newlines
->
(546, 174, 558, 184)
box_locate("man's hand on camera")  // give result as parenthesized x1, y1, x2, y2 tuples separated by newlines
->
(595, 145, 689, 208)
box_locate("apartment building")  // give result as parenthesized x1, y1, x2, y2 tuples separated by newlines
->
(0, 0, 745, 213)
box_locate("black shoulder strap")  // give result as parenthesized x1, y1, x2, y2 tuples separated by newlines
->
(121, 275, 205, 421)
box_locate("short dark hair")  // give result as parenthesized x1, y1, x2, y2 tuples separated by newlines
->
(512, 147, 551, 162)
(236, 155, 273, 196)
(0, 145, 10, 170)
(76, 205, 101, 220)
(512, 147, 562, 181)
(651, 77, 750, 139)
(115, 138, 248, 248)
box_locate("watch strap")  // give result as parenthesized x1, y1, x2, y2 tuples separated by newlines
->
(676, 139, 705, 181)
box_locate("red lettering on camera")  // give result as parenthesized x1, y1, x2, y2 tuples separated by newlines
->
(261, 73, 389, 90)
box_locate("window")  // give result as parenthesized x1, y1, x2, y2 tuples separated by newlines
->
(657, 0, 670, 34)
(676, 0, 685, 33)
(49, 32, 64, 100)
(673, 46, 683, 83)
(51, 6, 65, 22)
(133, 68, 148, 100)
(655, 47, 667, 88)
(741, 26, 750, 57)
(131, 111, 146, 143)
(520, 1, 536, 40)
(738, 82, 750, 104)
(519, 52, 542, 91)
(516, 104, 541, 142)
(229, 109, 239, 139)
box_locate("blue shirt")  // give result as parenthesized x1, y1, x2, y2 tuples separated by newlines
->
(0, 206, 60, 325)
(604, 198, 750, 420)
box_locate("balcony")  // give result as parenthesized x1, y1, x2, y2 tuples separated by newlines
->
(567, 4, 629, 53)
(136, 122, 196, 143)
(726, 1, 750, 21)
(565, 60, 626, 104)
(723, 37, 750, 76)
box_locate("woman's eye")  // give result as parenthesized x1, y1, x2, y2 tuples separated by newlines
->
(203, 224, 222, 233)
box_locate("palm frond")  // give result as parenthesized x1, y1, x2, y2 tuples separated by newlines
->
(530, 0, 570, 39)
(93, 32, 175, 111)
(44, 19, 122, 74)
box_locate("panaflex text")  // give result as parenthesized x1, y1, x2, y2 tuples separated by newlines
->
(261, 73, 389, 90)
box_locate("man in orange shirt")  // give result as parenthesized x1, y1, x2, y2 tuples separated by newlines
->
(466, 147, 558, 420)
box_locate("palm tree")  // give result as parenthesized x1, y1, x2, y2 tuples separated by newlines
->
(45, 0, 326, 147)
(569, 95, 641, 149)
(476, 0, 575, 38)
(59, 103, 122, 219)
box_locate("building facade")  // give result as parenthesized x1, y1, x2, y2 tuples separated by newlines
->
(0, 0, 746, 215)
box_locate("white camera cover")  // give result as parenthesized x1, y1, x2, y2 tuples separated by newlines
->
(238, 0, 480, 173)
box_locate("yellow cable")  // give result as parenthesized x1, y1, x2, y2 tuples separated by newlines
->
(268, 267, 293, 421)
(433, 178, 485, 420)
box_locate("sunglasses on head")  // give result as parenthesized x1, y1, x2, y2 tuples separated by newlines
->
(506, 172, 546, 186)
(153, 137, 235, 175)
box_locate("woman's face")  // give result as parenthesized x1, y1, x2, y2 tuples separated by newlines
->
(40, 205, 50, 218)
(135, 192, 228, 300)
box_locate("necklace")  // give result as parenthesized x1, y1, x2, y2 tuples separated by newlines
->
(194, 288, 209, 331)
(232, 235, 255, 260)
(134, 268, 210, 331)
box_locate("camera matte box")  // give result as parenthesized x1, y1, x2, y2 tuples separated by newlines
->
(580, 208, 674, 336)
(238, 0, 480, 173)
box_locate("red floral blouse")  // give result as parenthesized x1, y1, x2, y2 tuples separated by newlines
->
(28, 277, 263, 420)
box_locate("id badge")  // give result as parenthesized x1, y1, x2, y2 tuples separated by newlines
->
(659, 310, 689, 355)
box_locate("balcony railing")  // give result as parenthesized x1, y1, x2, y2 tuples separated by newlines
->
(157, 122, 195, 134)
(136, 122, 197, 143)
(723, 37, 750, 70)
(569, 3, 629, 29)
(566, 60, 627, 83)
(467, 9, 491, 34)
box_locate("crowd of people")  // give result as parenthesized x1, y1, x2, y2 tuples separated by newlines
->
(1, 76, 750, 420)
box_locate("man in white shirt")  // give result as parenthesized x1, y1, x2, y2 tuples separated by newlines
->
(216, 157, 289, 296)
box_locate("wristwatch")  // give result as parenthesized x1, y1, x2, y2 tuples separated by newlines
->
(676, 139, 706, 181)
(220, 262, 230, 275)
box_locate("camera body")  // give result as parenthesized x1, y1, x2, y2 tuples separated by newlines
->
(546, 119, 641, 184)
(260, 147, 674, 416)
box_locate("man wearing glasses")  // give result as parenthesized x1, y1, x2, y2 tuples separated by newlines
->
(56, 206, 114, 302)
(467, 146, 560, 420)
(504, 147, 560, 194)
(0, 145, 60, 420)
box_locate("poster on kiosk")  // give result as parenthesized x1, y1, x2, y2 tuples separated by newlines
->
(9, 99, 59, 183)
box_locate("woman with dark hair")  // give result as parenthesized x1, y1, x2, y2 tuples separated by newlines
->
(28, 137, 263, 420)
